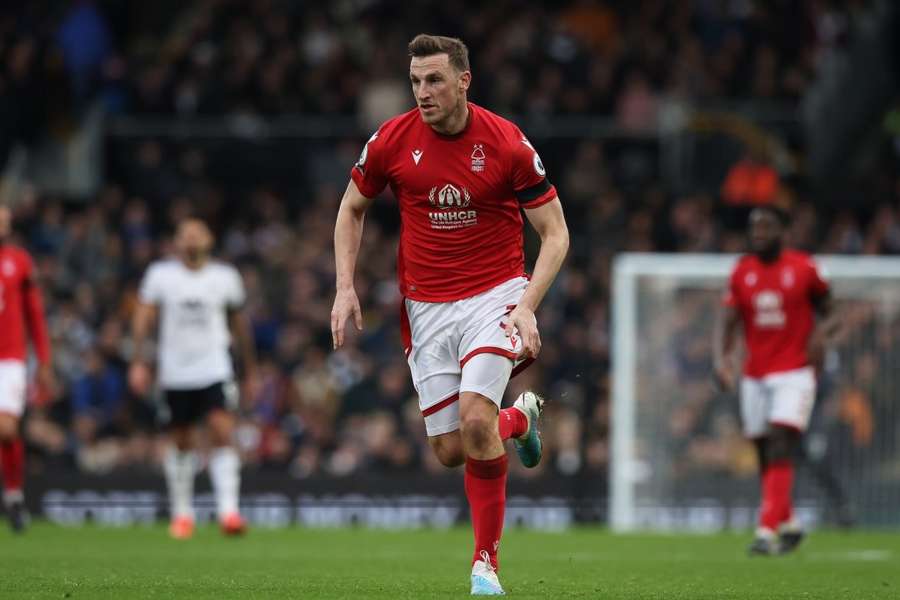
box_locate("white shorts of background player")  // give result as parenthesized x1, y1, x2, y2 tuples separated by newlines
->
(403, 276, 533, 436)
(0, 360, 26, 418)
(740, 366, 816, 438)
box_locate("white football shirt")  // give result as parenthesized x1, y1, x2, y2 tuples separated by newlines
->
(138, 259, 245, 389)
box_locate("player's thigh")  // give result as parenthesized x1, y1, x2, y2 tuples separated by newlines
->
(418, 372, 462, 437)
(427, 430, 464, 467)
(459, 352, 513, 408)
(408, 349, 462, 436)
(164, 387, 209, 430)
(0, 360, 27, 427)
(767, 367, 816, 433)
(405, 299, 463, 437)
(458, 277, 529, 373)
(739, 376, 769, 439)
(204, 381, 239, 444)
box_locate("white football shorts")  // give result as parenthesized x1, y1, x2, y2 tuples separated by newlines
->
(0, 360, 27, 418)
(402, 276, 534, 436)
(740, 366, 816, 438)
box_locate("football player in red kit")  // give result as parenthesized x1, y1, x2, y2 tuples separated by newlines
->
(0, 205, 53, 533)
(331, 35, 569, 594)
(714, 205, 838, 555)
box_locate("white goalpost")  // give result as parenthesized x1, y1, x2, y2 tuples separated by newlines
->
(611, 253, 900, 532)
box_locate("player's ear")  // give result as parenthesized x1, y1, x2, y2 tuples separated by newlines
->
(458, 70, 471, 93)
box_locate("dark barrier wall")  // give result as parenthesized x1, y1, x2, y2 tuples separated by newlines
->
(27, 470, 837, 531)
(28, 471, 606, 530)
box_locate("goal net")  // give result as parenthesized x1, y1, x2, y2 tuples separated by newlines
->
(610, 253, 900, 532)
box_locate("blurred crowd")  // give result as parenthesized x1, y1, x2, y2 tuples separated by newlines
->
(2, 0, 860, 142)
(2, 0, 899, 484)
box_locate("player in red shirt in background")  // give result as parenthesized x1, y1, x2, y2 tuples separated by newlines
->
(331, 35, 569, 595)
(714, 205, 838, 555)
(0, 205, 53, 533)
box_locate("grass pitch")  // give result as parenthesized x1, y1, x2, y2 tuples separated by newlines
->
(0, 524, 898, 599)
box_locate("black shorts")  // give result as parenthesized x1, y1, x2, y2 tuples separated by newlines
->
(162, 381, 238, 427)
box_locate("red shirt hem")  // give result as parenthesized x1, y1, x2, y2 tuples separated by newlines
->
(402, 270, 526, 303)
(743, 361, 812, 379)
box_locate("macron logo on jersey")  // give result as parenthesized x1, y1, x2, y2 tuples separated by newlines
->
(412, 149, 423, 165)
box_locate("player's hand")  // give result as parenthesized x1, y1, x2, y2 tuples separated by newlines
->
(242, 366, 261, 405)
(331, 287, 363, 350)
(128, 361, 152, 396)
(807, 332, 826, 373)
(505, 306, 541, 359)
(713, 360, 736, 393)
(36, 363, 56, 398)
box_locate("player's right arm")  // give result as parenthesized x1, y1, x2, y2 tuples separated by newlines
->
(331, 179, 376, 349)
(129, 265, 161, 396)
(21, 253, 54, 394)
(129, 301, 157, 396)
(713, 269, 742, 392)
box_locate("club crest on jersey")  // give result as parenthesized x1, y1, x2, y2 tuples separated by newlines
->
(471, 144, 486, 172)
(1, 259, 14, 277)
(427, 184, 477, 230)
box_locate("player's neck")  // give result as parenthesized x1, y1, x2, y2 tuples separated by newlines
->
(756, 246, 783, 264)
(430, 101, 469, 136)
(182, 256, 209, 271)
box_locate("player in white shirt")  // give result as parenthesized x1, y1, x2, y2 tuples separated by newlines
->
(129, 219, 257, 539)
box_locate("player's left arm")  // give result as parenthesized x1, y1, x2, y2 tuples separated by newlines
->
(808, 290, 840, 370)
(228, 306, 258, 393)
(226, 268, 258, 401)
(507, 198, 569, 358)
(21, 257, 54, 392)
(807, 261, 840, 369)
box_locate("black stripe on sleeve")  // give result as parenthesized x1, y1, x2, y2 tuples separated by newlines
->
(515, 179, 552, 204)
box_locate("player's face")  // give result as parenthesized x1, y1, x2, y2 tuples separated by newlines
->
(409, 54, 470, 126)
(749, 209, 783, 255)
(175, 220, 213, 265)
(0, 206, 11, 240)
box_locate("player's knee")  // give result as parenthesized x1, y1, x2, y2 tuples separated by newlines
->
(0, 414, 18, 441)
(170, 427, 194, 451)
(429, 436, 464, 467)
(459, 412, 497, 452)
(766, 426, 799, 463)
(207, 410, 235, 446)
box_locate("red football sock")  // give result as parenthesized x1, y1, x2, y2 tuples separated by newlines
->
(497, 407, 528, 441)
(0, 438, 25, 494)
(759, 459, 793, 531)
(465, 454, 508, 570)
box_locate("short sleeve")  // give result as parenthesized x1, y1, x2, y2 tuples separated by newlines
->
(138, 264, 164, 305)
(510, 130, 557, 209)
(226, 266, 246, 309)
(350, 129, 389, 199)
(807, 258, 830, 298)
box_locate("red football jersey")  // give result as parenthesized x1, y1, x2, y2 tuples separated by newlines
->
(350, 102, 558, 302)
(0, 244, 50, 364)
(724, 250, 829, 377)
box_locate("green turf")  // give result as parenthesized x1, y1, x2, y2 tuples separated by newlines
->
(0, 524, 898, 599)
